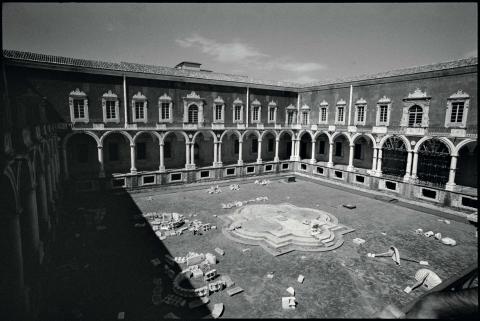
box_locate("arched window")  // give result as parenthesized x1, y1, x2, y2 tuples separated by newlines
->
(188, 105, 199, 123)
(408, 105, 423, 127)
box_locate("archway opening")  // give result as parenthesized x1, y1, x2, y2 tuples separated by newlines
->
(242, 132, 259, 164)
(382, 136, 408, 178)
(278, 132, 292, 160)
(332, 134, 349, 166)
(103, 133, 131, 174)
(192, 132, 215, 167)
(455, 142, 477, 188)
(314, 133, 330, 163)
(299, 133, 311, 161)
(164, 132, 187, 170)
(417, 139, 450, 186)
(134, 132, 160, 172)
(66, 133, 100, 179)
(262, 132, 276, 162)
(352, 136, 374, 170)
(221, 131, 240, 165)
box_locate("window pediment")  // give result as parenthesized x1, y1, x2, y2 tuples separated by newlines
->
(320, 100, 329, 107)
(70, 88, 87, 97)
(448, 90, 469, 100)
(233, 98, 243, 105)
(286, 104, 296, 110)
(355, 98, 367, 105)
(405, 88, 430, 100)
(301, 104, 310, 110)
(214, 96, 225, 104)
(268, 101, 277, 107)
(159, 93, 172, 101)
(251, 99, 261, 106)
(102, 90, 118, 99)
(133, 91, 146, 101)
(185, 91, 202, 100)
(336, 99, 347, 106)
(378, 95, 391, 104)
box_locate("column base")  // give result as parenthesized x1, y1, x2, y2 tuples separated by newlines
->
(445, 182, 456, 191)
(186, 164, 196, 170)
(237, 160, 244, 166)
(375, 171, 383, 177)
(214, 162, 223, 167)
(158, 166, 165, 173)
(347, 165, 354, 172)
(290, 156, 300, 161)
(309, 159, 316, 165)
(130, 169, 137, 174)
(273, 157, 279, 162)
(403, 174, 411, 182)
(256, 159, 262, 164)
(327, 162, 333, 168)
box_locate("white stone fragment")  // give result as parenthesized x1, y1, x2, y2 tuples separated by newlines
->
(297, 275, 305, 283)
(441, 237, 457, 246)
(424, 231, 434, 237)
(434, 232, 442, 240)
(352, 238, 365, 245)
(286, 287, 295, 296)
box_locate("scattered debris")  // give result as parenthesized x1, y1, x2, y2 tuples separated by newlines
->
(212, 303, 224, 319)
(367, 246, 401, 265)
(424, 231, 434, 237)
(242, 248, 251, 253)
(266, 272, 275, 279)
(227, 286, 244, 296)
(207, 185, 222, 194)
(441, 237, 457, 246)
(117, 312, 125, 320)
(255, 179, 271, 186)
(302, 219, 310, 225)
(342, 204, 356, 209)
(206, 253, 217, 265)
(221, 275, 235, 288)
(204, 269, 217, 282)
(221, 196, 268, 209)
(415, 228, 423, 235)
(381, 232, 387, 236)
(404, 269, 442, 294)
(282, 297, 297, 309)
(145, 196, 153, 201)
(215, 248, 225, 256)
(286, 287, 295, 296)
(434, 232, 442, 240)
(438, 219, 451, 224)
(229, 184, 240, 191)
(352, 238, 366, 245)
(297, 275, 305, 283)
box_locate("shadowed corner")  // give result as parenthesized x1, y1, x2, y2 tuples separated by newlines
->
(38, 174, 213, 320)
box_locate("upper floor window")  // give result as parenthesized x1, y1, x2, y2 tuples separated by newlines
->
(251, 99, 261, 123)
(188, 105, 199, 123)
(354, 98, 367, 126)
(233, 98, 244, 123)
(408, 105, 423, 127)
(376, 96, 391, 126)
(445, 90, 470, 128)
(102, 90, 120, 123)
(69, 88, 89, 123)
(159, 93, 173, 123)
(319, 100, 329, 124)
(132, 92, 147, 123)
(213, 96, 225, 123)
(335, 99, 346, 125)
(287, 112, 295, 124)
(285, 105, 297, 125)
(268, 101, 277, 124)
(301, 105, 310, 126)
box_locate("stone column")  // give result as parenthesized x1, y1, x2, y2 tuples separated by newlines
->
(0, 213, 27, 319)
(371, 147, 378, 172)
(190, 143, 196, 168)
(130, 144, 137, 174)
(445, 155, 458, 191)
(237, 140, 243, 165)
(217, 142, 223, 166)
(21, 187, 41, 268)
(61, 146, 69, 180)
(274, 138, 280, 162)
(213, 142, 218, 166)
(310, 140, 316, 164)
(290, 139, 296, 161)
(185, 143, 190, 167)
(36, 175, 51, 237)
(98, 145, 105, 178)
(256, 139, 262, 164)
(327, 142, 334, 167)
(347, 144, 355, 172)
(159, 143, 165, 172)
(403, 151, 413, 182)
(376, 148, 383, 176)
(411, 151, 418, 180)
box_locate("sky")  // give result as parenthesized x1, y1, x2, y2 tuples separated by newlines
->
(2, 3, 477, 84)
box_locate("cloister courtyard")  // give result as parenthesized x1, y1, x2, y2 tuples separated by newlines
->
(39, 176, 477, 320)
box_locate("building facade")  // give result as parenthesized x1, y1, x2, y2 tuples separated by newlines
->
(0, 49, 477, 318)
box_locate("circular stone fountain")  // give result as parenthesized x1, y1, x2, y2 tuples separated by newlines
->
(221, 203, 354, 256)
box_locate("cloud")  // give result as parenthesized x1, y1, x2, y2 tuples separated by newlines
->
(175, 34, 326, 74)
(175, 34, 268, 63)
(463, 49, 477, 58)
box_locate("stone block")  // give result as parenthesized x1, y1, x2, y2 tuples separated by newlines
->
(206, 253, 217, 264)
(187, 253, 205, 266)
(215, 248, 225, 256)
(221, 275, 235, 288)
(227, 286, 244, 296)
(297, 275, 305, 283)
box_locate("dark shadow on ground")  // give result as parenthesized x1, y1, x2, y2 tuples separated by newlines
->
(39, 183, 212, 320)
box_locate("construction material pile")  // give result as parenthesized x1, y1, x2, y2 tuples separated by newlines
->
(221, 196, 268, 209)
(229, 184, 240, 191)
(207, 185, 222, 194)
(254, 179, 271, 186)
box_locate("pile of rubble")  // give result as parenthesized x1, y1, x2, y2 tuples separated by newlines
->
(207, 185, 222, 194)
(415, 228, 457, 246)
(221, 196, 268, 209)
(229, 184, 240, 191)
(254, 179, 271, 186)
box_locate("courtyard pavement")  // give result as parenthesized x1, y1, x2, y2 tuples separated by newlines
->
(41, 177, 478, 319)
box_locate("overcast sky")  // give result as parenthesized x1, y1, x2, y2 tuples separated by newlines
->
(2, 3, 477, 83)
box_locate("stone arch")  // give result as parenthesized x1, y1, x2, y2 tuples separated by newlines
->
(192, 130, 218, 144)
(332, 132, 353, 145)
(220, 129, 242, 142)
(241, 129, 260, 141)
(278, 129, 294, 140)
(260, 129, 278, 141)
(100, 130, 133, 146)
(297, 130, 314, 141)
(1, 166, 20, 214)
(313, 130, 332, 144)
(454, 138, 476, 156)
(414, 136, 454, 155)
(133, 131, 162, 144)
(62, 130, 101, 149)
(378, 134, 411, 152)
(352, 133, 377, 149)
(162, 130, 190, 145)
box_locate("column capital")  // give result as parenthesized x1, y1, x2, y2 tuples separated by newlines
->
(97, 144, 103, 149)
(130, 144, 135, 148)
